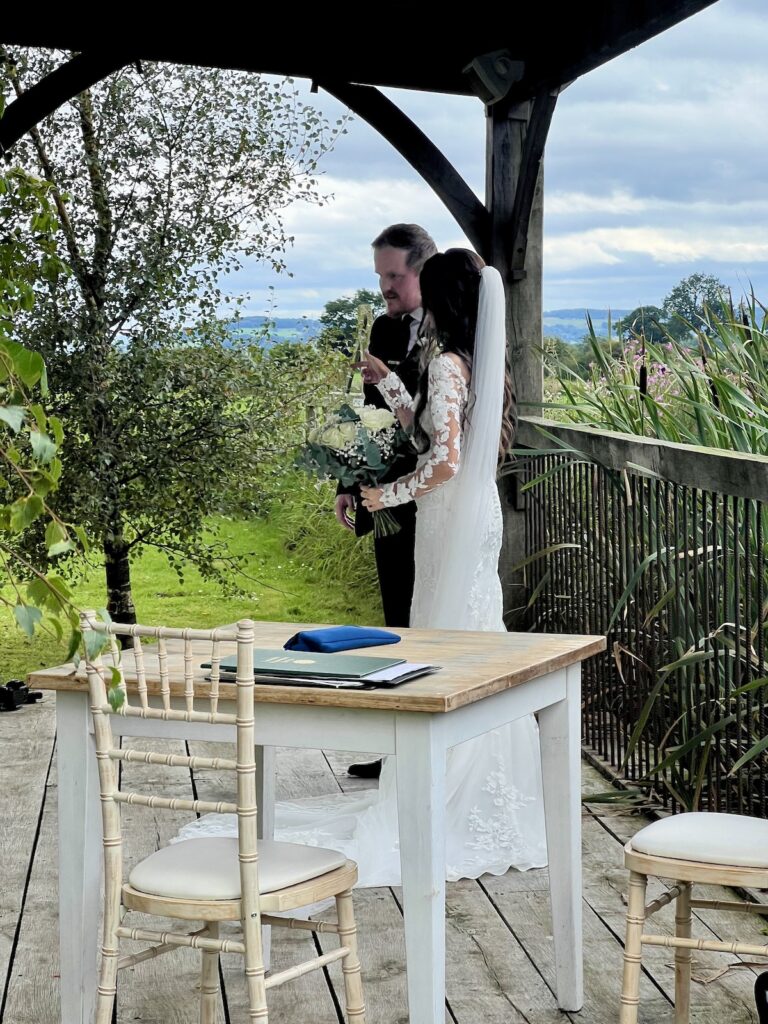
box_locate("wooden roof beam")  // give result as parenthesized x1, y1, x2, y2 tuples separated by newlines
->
(507, 89, 559, 278)
(311, 80, 492, 256)
(0, 48, 132, 154)
(504, 0, 719, 103)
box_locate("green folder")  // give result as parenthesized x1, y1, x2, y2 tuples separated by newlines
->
(204, 648, 406, 681)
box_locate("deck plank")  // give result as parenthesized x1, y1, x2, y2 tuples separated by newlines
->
(191, 742, 347, 1023)
(2, 699, 764, 1024)
(0, 697, 56, 1021)
(0, 736, 61, 1024)
(117, 735, 220, 1023)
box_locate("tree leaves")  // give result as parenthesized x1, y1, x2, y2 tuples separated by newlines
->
(0, 405, 25, 432)
(9, 494, 44, 531)
(29, 429, 57, 464)
(1, 165, 83, 649)
(2, 52, 344, 615)
(45, 519, 73, 556)
(13, 603, 43, 636)
(0, 339, 46, 389)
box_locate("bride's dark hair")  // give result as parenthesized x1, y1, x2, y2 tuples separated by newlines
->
(413, 249, 516, 460)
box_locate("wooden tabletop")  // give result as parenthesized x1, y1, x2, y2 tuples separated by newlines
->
(28, 620, 606, 713)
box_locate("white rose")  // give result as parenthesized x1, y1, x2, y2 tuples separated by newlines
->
(318, 420, 358, 450)
(339, 421, 359, 444)
(319, 426, 347, 450)
(359, 407, 395, 433)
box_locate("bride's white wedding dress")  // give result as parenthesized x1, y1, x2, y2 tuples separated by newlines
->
(178, 334, 547, 886)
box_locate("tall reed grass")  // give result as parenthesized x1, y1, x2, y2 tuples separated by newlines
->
(518, 298, 768, 811)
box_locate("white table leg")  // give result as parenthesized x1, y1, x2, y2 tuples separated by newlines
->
(538, 664, 583, 1011)
(255, 744, 275, 971)
(395, 713, 446, 1024)
(56, 691, 103, 1024)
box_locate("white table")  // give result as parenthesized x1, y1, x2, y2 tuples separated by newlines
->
(32, 620, 604, 1024)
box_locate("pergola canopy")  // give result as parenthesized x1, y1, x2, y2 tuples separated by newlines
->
(0, 1, 721, 620)
(1, 1, 716, 104)
(0, 0, 720, 392)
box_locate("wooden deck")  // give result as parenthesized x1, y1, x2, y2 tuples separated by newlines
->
(0, 693, 762, 1023)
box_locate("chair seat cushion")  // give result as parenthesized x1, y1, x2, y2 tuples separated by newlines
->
(631, 812, 768, 868)
(128, 838, 348, 901)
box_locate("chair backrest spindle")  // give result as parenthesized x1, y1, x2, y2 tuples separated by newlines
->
(209, 639, 221, 715)
(80, 618, 255, 826)
(183, 629, 194, 712)
(131, 627, 149, 709)
(157, 636, 170, 710)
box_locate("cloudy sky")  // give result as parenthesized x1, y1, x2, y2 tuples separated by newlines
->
(233, 0, 768, 319)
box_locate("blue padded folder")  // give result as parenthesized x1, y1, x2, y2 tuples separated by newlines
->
(283, 625, 401, 653)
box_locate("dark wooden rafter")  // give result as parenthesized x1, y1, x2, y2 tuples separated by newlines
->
(0, 3, 717, 101)
(504, 0, 719, 104)
(508, 89, 559, 278)
(317, 82, 558, 278)
(0, 49, 132, 155)
(318, 80, 491, 256)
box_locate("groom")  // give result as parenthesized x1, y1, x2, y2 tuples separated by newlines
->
(335, 223, 437, 778)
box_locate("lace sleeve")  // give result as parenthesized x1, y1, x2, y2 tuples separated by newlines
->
(378, 355, 468, 508)
(376, 371, 416, 413)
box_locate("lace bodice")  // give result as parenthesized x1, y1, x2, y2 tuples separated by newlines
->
(377, 354, 468, 508)
(376, 371, 415, 413)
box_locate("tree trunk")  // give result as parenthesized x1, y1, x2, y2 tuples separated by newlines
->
(104, 528, 136, 625)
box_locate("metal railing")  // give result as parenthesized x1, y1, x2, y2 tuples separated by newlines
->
(516, 417, 768, 815)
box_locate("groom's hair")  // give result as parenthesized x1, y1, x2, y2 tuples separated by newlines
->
(371, 223, 437, 274)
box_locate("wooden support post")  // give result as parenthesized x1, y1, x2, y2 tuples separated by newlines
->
(486, 98, 546, 625)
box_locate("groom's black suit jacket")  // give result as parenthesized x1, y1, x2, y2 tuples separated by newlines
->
(342, 313, 421, 627)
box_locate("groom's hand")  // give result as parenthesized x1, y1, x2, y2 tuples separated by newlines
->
(354, 350, 389, 385)
(360, 485, 385, 512)
(335, 493, 356, 531)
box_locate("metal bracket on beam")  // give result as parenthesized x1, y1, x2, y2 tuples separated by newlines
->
(464, 52, 524, 106)
(501, 469, 527, 513)
(487, 98, 532, 123)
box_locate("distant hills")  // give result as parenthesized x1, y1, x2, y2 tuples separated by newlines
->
(226, 310, 631, 346)
(225, 316, 320, 345)
(541, 308, 632, 343)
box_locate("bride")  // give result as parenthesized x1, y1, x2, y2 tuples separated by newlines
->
(179, 250, 547, 886)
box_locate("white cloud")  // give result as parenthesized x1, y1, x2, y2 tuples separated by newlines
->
(546, 190, 650, 216)
(546, 190, 768, 222)
(545, 225, 768, 271)
(544, 235, 623, 270)
(280, 176, 473, 273)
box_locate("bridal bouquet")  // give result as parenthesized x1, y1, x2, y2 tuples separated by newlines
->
(296, 403, 410, 536)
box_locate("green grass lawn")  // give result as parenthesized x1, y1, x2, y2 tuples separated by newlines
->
(1, 516, 382, 681)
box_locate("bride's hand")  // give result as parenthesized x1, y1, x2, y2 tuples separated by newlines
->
(354, 350, 389, 385)
(360, 485, 385, 512)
